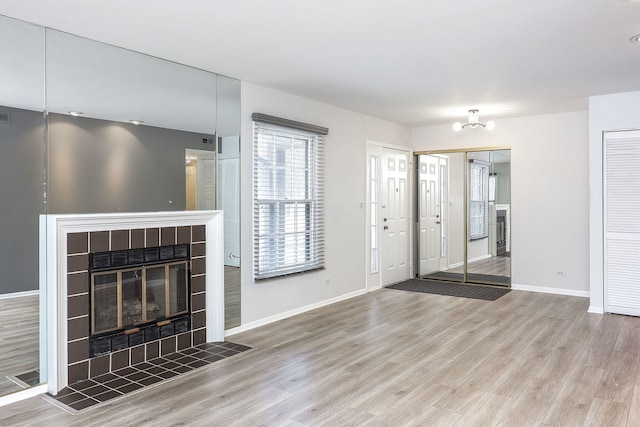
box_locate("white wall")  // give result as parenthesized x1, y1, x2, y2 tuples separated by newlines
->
(412, 111, 590, 295)
(239, 82, 411, 326)
(589, 91, 640, 313)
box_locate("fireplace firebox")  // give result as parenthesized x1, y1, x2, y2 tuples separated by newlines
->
(89, 244, 191, 357)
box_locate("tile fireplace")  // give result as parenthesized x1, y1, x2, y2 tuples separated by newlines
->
(41, 211, 224, 396)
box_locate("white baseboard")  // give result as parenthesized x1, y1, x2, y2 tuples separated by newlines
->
(588, 306, 605, 314)
(467, 254, 492, 263)
(225, 289, 368, 337)
(0, 384, 47, 408)
(0, 290, 39, 300)
(511, 283, 590, 298)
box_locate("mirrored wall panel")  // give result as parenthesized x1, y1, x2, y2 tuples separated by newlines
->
(0, 15, 45, 396)
(417, 149, 511, 286)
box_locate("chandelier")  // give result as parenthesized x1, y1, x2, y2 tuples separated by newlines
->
(452, 109, 495, 132)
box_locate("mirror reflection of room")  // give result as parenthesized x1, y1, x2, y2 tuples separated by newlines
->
(418, 149, 511, 286)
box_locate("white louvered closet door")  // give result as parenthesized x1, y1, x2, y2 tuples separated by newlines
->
(604, 130, 640, 316)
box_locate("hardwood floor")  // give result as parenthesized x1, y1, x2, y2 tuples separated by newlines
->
(0, 295, 39, 396)
(1, 289, 638, 426)
(225, 266, 241, 329)
(447, 254, 511, 278)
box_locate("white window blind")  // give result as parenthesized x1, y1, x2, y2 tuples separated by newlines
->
(468, 160, 489, 240)
(253, 115, 326, 280)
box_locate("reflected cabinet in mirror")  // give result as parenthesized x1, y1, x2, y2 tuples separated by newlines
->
(417, 149, 511, 286)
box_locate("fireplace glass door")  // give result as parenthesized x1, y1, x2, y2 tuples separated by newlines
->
(91, 261, 189, 336)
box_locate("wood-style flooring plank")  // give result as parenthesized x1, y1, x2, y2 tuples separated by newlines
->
(3, 289, 640, 425)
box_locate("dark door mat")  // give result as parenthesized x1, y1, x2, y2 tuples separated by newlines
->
(387, 279, 511, 301)
(423, 271, 511, 285)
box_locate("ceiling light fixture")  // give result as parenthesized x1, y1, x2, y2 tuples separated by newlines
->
(129, 120, 144, 125)
(630, 34, 640, 44)
(452, 109, 495, 132)
(68, 111, 84, 116)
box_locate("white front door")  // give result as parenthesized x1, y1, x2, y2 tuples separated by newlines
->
(419, 155, 441, 275)
(380, 148, 410, 286)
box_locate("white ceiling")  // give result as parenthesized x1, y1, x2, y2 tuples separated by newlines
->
(1, 0, 639, 126)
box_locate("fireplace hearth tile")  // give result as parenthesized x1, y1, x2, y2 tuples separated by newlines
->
(68, 361, 89, 384)
(146, 342, 159, 359)
(193, 328, 206, 345)
(137, 376, 164, 387)
(94, 390, 124, 402)
(111, 350, 130, 370)
(68, 398, 100, 411)
(68, 339, 90, 364)
(191, 275, 205, 293)
(68, 317, 89, 341)
(191, 258, 206, 275)
(177, 333, 192, 351)
(191, 242, 206, 257)
(67, 294, 89, 318)
(89, 355, 110, 377)
(50, 341, 252, 412)
(67, 254, 89, 273)
(131, 346, 145, 364)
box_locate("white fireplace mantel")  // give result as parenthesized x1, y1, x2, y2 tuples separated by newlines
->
(39, 211, 225, 395)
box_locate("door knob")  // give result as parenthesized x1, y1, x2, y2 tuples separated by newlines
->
(436, 221, 441, 225)
(383, 218, 388, 222)
(383, 226, 389, 230)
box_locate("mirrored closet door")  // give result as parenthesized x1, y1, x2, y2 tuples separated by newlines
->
(417, 148, 511, 286)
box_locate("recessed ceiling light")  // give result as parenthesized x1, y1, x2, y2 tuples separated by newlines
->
(631, 34, 640, 44)
(68, 111, 84, 116)
(129, 120, 144, 125)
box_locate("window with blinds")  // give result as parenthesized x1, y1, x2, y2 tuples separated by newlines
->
(468, 160, 489, 240)
(252, 114, 327, 280)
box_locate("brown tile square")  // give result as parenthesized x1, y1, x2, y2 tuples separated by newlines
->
(191, 293, 205, 312)
(177, 333, 192, 351)
(67, 254, 89, 273)
(116, 383, 143, 394)
(137, 376, 163, 386)
(156, 370, 179, 379)
(111, 230, 129, 251)
(193, 328, 206, 345)
(161, 337, 176, 356)
(113, 367, 136, 376)
(144, 366, 166, 375)
(92, 373, 117, 383)
(204, 354, 224, 363)
(67, 272, 88, 295)
(177, 226, 191, 244)
(130, 229, 145, 249)
(68, 339, 89, 364)
(69, 379, 98, 391)
(146, 342, 159, 360)
(68, 361, 89, 384)
(111, 350, 130, 371)
(191, 242, 206, 257)
(55, 391, 86, 405)
(146, 228, 159, 247)
(89, 355, 110, 378)
(174, 355, 197, 364)
(131, 345, 145, 364)
(67, 232, 88, 254)
(89, 231, 109, 252)
(67, 294, 89, 318)
(94, 390, 123, 402)
(83, 384, 110, 397)
(104, 377, 130, 389)
(125, 371, 148, 381)
(191, 311, 206, 329)
(68, 397, 99, 411)
(191, 258, 206, 275)
(68, 316, 89, 341)
(192, 225, 205, 242)
(161, 227, 176, 246)
(189, 359, 209, 369)
(191, 275, 205, 293)
(172, 365, 194, 374)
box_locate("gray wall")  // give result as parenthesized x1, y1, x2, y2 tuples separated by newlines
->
(48, 113, 215, 214)
(0, 106, 45, 293)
